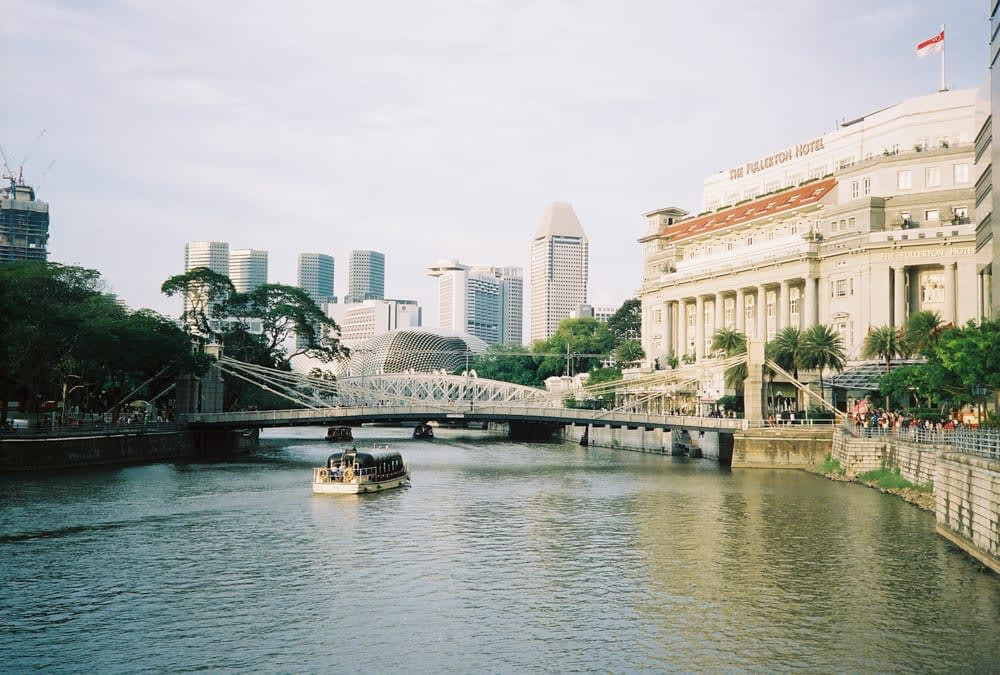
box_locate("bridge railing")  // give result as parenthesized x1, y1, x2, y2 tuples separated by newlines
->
(0, 421, 181, 438)
(181, 404, 747, 431)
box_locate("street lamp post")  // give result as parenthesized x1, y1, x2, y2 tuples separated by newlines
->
(972, 384, 989, 426)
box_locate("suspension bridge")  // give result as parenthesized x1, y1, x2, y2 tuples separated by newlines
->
(179, 345, 842, 435)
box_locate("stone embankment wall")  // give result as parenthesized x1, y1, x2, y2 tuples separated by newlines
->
(832, 429, 940, 485)
(562, 424, 672, 454)
(731, 427, 833, 468)
(0, 431, 193, 471)
(1, 427, 259, 471)
(936, 452, 1000, 575)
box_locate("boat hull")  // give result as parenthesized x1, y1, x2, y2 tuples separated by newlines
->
(312, 474, 409, 495)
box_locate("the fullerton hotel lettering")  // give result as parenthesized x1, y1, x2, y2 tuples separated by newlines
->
(729, 137, 825, 180)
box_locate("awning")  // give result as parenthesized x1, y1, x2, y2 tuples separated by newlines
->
(827, 359, 925, 391)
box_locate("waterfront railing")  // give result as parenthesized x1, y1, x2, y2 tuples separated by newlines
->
(843, 423, 1000, 460)
(0, 421, 181, 439)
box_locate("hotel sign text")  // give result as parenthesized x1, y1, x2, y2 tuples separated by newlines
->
(729, 137, 825, 180)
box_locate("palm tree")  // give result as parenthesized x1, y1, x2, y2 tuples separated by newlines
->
(799, 324, 846, 403)
(767, 326, 804, 410)
(862, 325, 903, 374)
(711, 328, 747, 392)
(902, 310, 942, 357)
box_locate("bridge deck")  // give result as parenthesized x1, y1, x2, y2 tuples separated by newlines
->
(183, 404, 746, 433)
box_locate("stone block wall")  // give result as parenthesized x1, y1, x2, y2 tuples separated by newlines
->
(732, 427, 833, 468)
(833, 429, 939, 484)
(936, 452, 1000, 575)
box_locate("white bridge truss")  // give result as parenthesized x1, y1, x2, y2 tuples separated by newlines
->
(216, 357, 559, 411)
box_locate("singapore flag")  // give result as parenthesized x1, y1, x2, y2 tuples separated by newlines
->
(916, 30, 944, 56)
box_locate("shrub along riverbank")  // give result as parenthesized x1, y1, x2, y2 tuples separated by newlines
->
(815, 455, 935, 511)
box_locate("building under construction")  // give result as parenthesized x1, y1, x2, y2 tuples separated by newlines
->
(1, 175, 49, 263)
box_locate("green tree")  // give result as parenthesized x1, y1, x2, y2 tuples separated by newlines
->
(582, 366, 622, 407)
(902, 310, 942, 357)
(1, 262, 202, 423)
(613, 340, 645, 367)
(533, 318, 615, 380)
(862, 325, 903, 373)
(467, 344, 541, 387)
(711, 328, 747, 391)
(160, 267, 236, 338)
(799, 324, 846, 401)
(606, 298, 641, 344)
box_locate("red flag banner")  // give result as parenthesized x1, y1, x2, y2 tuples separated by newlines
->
(916, 30, 944, 56)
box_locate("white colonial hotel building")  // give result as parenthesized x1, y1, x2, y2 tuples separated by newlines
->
(638, 88, 989, 382)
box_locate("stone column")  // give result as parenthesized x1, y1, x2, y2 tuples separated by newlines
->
(695, 295, 705, 361)
(803, 276, 817, 328)
(944, 261, 957, 325)
(714, 292, 724, 335)
(756, 285, 767, 339)
(893, 266, 906, 328)
(778, 280, 790, 331)
(663, 300, 674, 361)
(735, 289, 745, 334)
(677, 300, 687, 360)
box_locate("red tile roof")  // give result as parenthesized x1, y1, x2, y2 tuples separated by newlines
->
(659, 177, 837, 242)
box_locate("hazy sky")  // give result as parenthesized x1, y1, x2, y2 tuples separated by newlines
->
(1, 0, 987, 330)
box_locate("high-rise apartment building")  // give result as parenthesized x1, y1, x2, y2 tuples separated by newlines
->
(184, 241, 229, 276)
(229, 249, 268, 293)
(346, 250, 385, 303)
(530, 202, 589, 343)
(327, 298, 421, 345)
(427, 260, 523, 346)
(183, 241, 229, 320)
(0, 177, 49, 263)
(298, 253, 336, 305)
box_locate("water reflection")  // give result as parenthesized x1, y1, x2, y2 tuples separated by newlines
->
(1, 427, 999, 673)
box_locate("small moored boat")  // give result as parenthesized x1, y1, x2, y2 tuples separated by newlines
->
(413, 423, 433, 439)
(312, 446, 409, 494)
(325, 425, 353, 442)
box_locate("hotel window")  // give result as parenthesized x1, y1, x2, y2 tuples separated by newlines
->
(863, 176, 871, 196)
(705, 246, 714, 255)
(897, 170, 912, 190)
(926, 167, 941, 187)
(833, 319, 853, 346)
(832, 278, 854, 298)
(954, 164, 969, 183)
(926, 209, 940, 222)
(848, 217, 856, 230)
(724, 299, 735, 328)
(790, 223, 799, 235)
(850, 181, 859, 199)
(726, 241, 734, 251)
(789, 288, 801, 321)
(954, 206, 969, 221)
(746, 235, 754, 246)
(767, 230, 774, 241)
(744, 297, 755, 336)
(654, 310, 662, 323)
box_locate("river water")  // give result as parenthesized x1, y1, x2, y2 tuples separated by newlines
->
(2, 427, 1000, 673)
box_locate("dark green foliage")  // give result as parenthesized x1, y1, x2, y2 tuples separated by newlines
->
(606, 298, 641, 343)
(0, 262, 200, 422)
(467, 344, 542, 387)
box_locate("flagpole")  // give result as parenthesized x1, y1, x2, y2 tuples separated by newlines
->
(940, 24, 946, 91)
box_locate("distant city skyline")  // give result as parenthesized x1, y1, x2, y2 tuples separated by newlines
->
(3, 1, 984, 331)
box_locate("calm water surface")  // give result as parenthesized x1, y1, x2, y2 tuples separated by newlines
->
(2, 428, 1000, 673)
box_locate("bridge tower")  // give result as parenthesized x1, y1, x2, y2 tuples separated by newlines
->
(176, 343, 225, 416)
(743, 339, 766, 423)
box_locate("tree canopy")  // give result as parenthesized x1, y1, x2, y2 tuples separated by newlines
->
(1, 262, 205, 423)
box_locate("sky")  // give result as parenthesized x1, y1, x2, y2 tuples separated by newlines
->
(0, 0, 988, 333)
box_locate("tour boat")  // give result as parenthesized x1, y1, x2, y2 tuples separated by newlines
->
(413, 423, 434, 439)
(312, 446, 409, 494)
(325, 425, 353, 442)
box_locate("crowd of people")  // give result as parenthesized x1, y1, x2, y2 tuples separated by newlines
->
(848, 398, 974, 436)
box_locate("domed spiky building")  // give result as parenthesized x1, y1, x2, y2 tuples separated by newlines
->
(343, 329, 488, 376)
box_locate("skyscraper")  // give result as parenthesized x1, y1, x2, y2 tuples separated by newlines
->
(184, 241, 229, 276)
(427, 260, 523, 346)
(0, 177, 49, 263)
(298, 253, 336, 305)
(183, 241, 229, 320)
(530, 202, 589, 343)
(229, 249, 268, 293)
(346, 250, 385, 303)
